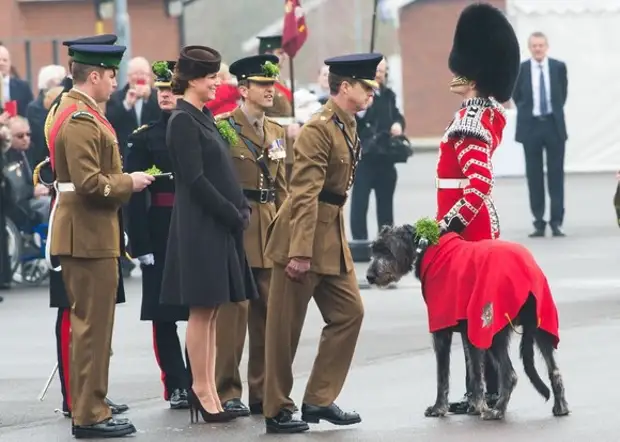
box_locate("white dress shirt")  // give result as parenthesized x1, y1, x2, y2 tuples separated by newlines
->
(530, 57, 552, 117)
(2, 75, 10, 103)
(123, 96, 144, 125)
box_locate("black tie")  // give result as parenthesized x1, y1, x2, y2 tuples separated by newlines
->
(539, 64, 548, 115)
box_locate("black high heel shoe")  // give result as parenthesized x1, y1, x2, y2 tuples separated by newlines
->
(188, 389, 236, 423)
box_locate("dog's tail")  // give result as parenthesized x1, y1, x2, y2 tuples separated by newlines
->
(519, 296, 551, 401)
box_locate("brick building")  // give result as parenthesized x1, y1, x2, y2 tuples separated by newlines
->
(187, 0, 510, 141)
(185, 0, 398, 86)
(396, 0, 506, 140)
(0, 0, 180, 90)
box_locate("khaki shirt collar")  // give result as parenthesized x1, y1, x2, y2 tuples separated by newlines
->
(325, 98, 356, 130)
(240, 103, 265, 130)
(71, 87, 103, 113)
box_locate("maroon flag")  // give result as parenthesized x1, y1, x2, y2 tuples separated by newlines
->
(282, 0, 308, 58)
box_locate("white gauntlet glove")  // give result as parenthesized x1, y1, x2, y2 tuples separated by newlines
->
(137, 254, 155, 266)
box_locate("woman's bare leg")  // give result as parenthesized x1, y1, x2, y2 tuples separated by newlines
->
(204, 307, 224, 412)
(186, 307, 220, 413)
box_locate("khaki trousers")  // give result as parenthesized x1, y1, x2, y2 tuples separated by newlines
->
(59, 257, 118, 426)
(263, 263, 364, 418)
(215, 268, 270, 404)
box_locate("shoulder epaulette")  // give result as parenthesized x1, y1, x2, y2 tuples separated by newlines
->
(131, 124, 150, 134)
(71, 111, 94, 120)
(445, 105, 491, 145)
(265, 116, 283, 128)
(127, 124, 153, 148)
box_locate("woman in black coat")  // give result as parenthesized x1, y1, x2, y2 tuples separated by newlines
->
(160, 45, 258, 422)
(125, 60, 190, 409)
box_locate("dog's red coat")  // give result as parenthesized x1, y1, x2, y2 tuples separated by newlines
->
(419, 233, 560, 349)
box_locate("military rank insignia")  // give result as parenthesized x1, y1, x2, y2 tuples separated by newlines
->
(268, 138, 287, 160)
(71, 111, 94, 120)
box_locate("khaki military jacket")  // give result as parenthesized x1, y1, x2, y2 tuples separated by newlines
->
(217, 107, 288, 268)
(49, 88, 133, 258)
(264, 98, 359, 275)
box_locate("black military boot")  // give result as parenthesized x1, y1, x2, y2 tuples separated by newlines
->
(72, 417, 135, 439)
(105, 397, 129, 414)
(301, 403, 361, 426)
(265, 409, 309, 434)
(448, 392, 471, 414)
(222, 398, 250, 417)
(169, 388, 189, 409)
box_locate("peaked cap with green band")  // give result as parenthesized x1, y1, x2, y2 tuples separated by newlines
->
(69, 43, 126, 69)
(229, 54, 280, 83)
(63, 34, 118, 57)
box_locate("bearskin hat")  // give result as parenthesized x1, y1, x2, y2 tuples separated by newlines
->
(448, 3, 520, 102)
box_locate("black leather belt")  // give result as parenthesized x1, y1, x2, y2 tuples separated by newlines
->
(243, 188, 276, 204)
(318, 189, 347, 207)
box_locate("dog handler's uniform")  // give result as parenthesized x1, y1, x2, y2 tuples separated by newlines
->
(432, 3, 521, 412)
(436, 98, 506, 241)
(435, 5, 520, 241)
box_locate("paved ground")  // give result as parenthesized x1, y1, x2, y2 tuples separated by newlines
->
(1, 151, 619, 441)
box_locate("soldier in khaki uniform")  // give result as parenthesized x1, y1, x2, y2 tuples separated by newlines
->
(257, 35, 300, 186)
(214, 54, 288, 417)
(47, 42, 154, 439)
(262, 53, 383, 434)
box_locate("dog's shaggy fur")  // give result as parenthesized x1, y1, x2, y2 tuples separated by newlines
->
(366, 225, 570, 420)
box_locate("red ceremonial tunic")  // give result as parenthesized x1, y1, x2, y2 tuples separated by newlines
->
(419, 233, 560, 350)
(436, 97, 506, 241)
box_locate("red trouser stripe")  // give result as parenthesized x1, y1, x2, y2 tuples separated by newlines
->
(152, 323, 169, 400)
(60, 309, 72, 410)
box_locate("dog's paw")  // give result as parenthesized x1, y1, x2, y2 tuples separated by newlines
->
(424, 404, 448, 417)
(467, 401, 488, 416)
(552, 400, 570, 417)
(467, 405, 481, 416)
(481, 408, 504, 421)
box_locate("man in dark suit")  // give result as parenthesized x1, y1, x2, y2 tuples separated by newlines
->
(513, 31, 568, 238)
(105, 56, 161, 162)
(0, 45, 35, 117)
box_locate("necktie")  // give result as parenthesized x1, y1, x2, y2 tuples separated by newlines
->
(254, 121, 264, 143)
(539, 64, 548, 115)
(135, 99, 143, 126)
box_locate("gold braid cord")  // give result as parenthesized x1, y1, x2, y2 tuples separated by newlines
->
(34, 100, 60, 188)
(32, 157, 51, 187)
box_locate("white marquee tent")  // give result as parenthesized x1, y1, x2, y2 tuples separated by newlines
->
(386, 0, 620, 176)
(495, 0, 620, 176)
